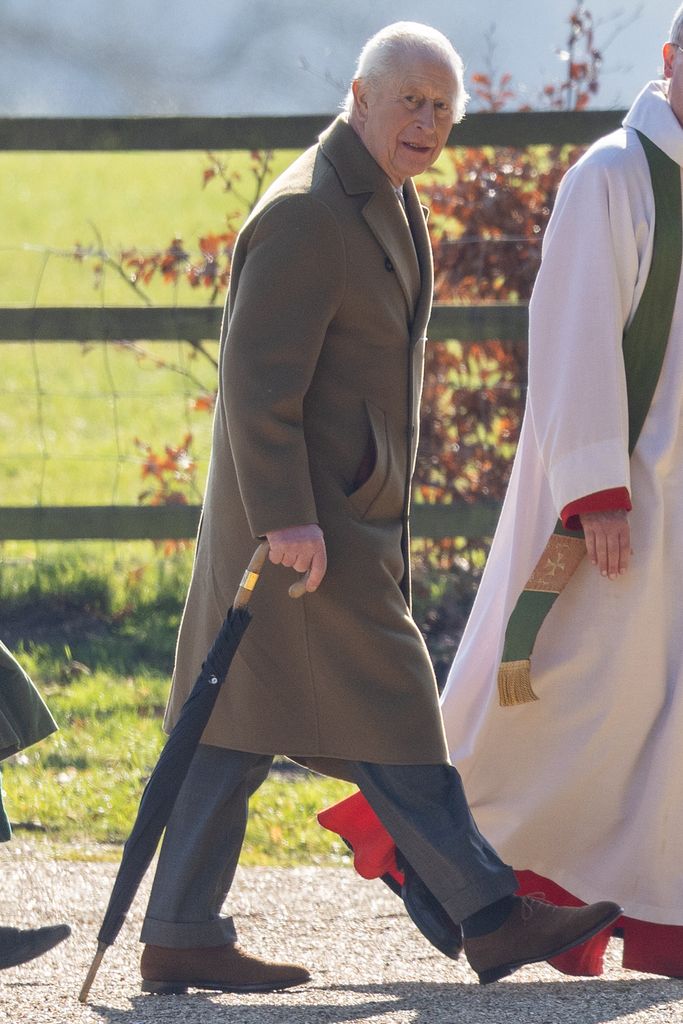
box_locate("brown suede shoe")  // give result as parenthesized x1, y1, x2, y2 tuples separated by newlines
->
(140, 943, 311, 994)
(464, 896, 622, 984)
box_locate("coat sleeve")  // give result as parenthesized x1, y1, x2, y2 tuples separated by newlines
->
(527, 149, 642, 515)
(222, 193, 346, 537)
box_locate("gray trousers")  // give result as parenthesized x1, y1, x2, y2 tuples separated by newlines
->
(141, 744, 517, 948)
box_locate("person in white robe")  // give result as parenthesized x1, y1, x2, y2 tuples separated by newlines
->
(440, 6, 683, 978)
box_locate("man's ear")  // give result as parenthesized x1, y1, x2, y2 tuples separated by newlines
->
(663, 42, 676, 80)
(352, 78, 369, 122)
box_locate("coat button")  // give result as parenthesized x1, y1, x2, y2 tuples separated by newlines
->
(385, 257, 394, 272)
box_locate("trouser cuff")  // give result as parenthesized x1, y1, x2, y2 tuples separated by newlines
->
(441, 868, 519, 925)
(140, 915, 237, 948)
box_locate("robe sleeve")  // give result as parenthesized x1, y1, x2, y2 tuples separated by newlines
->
(560, 486, 632, 531)
(222, 193, 346, 537)
(527, 148, 641, 517)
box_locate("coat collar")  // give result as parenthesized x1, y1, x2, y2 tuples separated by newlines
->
(319, 115, 390, 195)
(320, 117, 433, 329)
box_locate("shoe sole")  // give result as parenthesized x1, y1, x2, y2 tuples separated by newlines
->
(141, 977, 309, 995)
(476, 906, 623, 985)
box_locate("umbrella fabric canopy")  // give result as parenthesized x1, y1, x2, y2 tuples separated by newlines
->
(79, 541, 269, 1003)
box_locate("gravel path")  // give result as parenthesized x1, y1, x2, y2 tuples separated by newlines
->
(2, 841, 683, 1024)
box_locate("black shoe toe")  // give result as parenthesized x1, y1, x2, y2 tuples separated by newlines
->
(0, 924, 71, 970)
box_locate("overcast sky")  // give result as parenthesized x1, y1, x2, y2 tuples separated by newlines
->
(0, 0, 676, 116)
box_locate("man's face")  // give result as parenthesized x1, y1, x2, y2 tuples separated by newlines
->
(664, 40, 683, 126)
(351, 54, 458, 187)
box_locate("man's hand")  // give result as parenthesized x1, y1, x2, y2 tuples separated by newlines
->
(580, 509, 631, 579)
(265, 523, 327, 592)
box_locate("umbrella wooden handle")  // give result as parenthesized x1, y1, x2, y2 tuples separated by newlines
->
(234, 540, 270, 610)
(233, 542, 311, 605)
(289, 574, 309, 599)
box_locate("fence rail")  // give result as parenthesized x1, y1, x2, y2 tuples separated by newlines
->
(0, 501, 503, 542)
(0, 303, 529, 343)
(0, 110, 625, 152)
(1, 110, 620, 542)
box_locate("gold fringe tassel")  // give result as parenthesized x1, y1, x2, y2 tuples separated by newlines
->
(497, 659, 539, 707)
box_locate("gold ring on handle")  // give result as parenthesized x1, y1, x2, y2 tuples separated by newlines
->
(240, 570, 260, 592)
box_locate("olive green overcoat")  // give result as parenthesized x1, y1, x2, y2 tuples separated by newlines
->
(164, 116, 449, 764)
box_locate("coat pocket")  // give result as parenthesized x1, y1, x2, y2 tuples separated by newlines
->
(347, 400, 391, 519)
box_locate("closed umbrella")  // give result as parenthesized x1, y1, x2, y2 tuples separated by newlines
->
(79, 541, 270, 1003)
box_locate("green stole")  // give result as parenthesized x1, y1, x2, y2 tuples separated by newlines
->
(498, 130, 683, 707)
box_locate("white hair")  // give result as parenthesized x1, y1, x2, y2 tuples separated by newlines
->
(670, 3, 683, 44)
(343, 21, 468, 124)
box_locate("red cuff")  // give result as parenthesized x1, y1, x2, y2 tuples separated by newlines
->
(561, 487, 632, 531)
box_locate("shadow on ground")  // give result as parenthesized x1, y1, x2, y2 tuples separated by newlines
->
(88, 977, 683, 1024)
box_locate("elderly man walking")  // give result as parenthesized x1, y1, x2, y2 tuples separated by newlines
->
(139, 22, 620, 994)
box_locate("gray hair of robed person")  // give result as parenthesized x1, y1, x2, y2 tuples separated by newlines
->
(670, 3, 683, 45)
(342, 22, 468, 124)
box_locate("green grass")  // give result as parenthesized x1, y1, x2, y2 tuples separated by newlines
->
(0, 149, 295, 306)
(0, 339, 218, 505)
(0, 150, 301, 507)
(0, 542, 191, 682)
(2, 655, 355, 864)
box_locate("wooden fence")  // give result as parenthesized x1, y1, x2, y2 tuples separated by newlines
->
(0, 110, 625, 541)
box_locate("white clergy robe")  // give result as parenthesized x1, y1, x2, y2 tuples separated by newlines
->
(441, 81, 683, 926)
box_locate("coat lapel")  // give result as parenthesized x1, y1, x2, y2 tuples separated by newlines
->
(361, 191, 421, 313)
(404, 179, 434, 341)
(319, 117, 422, 315)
